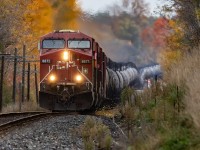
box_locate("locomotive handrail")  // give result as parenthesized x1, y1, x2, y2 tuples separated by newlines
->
(75, 65, 93, 85)
(40, 65, 55, 84)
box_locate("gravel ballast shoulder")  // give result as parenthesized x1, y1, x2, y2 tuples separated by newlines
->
(0, 115, 123, 149)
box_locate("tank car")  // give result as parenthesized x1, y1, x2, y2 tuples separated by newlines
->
(38, 30, 138, 111)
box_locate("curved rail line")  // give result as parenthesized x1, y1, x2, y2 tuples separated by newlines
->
(0, 112, 78, 134)
(0, 111, 47, 126)
(0, 111, 46, 118)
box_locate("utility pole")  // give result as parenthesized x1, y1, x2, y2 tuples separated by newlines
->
(27, 63, 30, 101)
(12, 48, 18, 104)
(19, 82, 22, 112)
(34, 64, 39, 104)
(22, 45, 26, 102)
(0, 56, 5, 112)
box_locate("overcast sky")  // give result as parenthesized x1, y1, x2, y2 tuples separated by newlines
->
(78, 0, 164, 15)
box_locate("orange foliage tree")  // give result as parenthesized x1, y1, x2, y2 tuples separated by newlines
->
(141, 17, 184, 69)
(141, 17, 169, 50)
(159, 19, 185, 70)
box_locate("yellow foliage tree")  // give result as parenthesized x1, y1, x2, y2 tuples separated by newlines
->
(0, 0, 53, 54)
(23, 0, 53, 54)
(53, 0, 81, 30)
(0, 0, 28, 51)
(166, 20, 186, 50)
(0, 0, 82, 53)
(25, 0, 53, 37)
(159, 19, 185, 70)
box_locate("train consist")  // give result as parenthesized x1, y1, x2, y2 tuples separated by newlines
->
(38, 30, 139, 111)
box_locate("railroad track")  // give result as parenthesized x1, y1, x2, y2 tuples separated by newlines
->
(0, 111, 46, 126)
(0, 112, 78, 134)
(0, 111, 46, 118)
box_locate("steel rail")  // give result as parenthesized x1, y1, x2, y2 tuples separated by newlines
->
(0, 111, 46, 118)
(0, 112, 77, 133)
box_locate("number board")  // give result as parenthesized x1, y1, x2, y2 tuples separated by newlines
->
(41, 59, 51, 64)
(81, 60, 91, 64)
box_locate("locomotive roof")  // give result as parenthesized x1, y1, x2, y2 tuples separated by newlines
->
(41, 30, 93, 40)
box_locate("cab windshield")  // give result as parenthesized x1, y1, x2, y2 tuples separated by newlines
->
(68, 40, 90, 49)
(42, 39, 65, 49)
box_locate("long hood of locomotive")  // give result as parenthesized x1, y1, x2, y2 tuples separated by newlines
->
(40, 49, 92, 85)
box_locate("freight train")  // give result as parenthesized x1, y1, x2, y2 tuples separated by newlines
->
(39, 30, 138, 111)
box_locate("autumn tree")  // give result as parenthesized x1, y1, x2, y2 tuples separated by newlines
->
(0, 0, 54, 106)
(141, 17, 169, 50)
(157, 0, 200, 69)
(51, 0, 81, 30)
(0, 0, 53, 54)
(0, 0, 27, 52)
(24, 0, 53, 52)
(164, 0, 200, 48)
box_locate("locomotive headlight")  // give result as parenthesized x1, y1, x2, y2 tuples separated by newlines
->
(63, 51, 69, 61)
(49, 74, 56, 82)
(75, 75, 82, 82)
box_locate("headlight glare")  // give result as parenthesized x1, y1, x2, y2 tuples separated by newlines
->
(63, 51, 69, 61)
(76, 75, 82, 82)
(49, 74, 56, 82)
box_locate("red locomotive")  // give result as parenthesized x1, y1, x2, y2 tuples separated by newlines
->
(39, 30, 138, 111)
